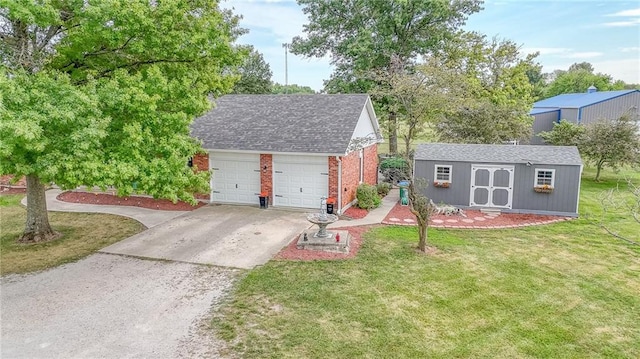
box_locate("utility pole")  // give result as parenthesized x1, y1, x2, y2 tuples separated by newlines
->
(282, 43, 289, 94)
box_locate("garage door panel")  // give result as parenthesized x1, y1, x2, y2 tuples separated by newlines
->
(211, 152, 260, 204)
(273, 155, 328, 208)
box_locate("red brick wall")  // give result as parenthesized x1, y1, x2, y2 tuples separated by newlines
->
(338, 143, 379, 209)
(329, 156, 339, 202)
(192, 153, 209, 171)
(363, 143, 378, 185)
(340, 150, 361, 208)
(192, 153, 210, 200)
(260, 154, 273, 204)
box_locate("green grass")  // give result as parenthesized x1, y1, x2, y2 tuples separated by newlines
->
(1, 194, 145, 275)
(213, 167, 640, 358)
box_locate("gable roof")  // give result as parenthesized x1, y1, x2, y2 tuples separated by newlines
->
(415, 143, 582, 166)
(190, 94, 379, 155)
(531, 89, 638, 112)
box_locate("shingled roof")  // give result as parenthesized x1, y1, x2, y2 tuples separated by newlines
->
(415, 143, 582, 166)
(190, 94, 378, 155)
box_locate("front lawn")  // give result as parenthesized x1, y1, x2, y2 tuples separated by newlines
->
(213, 167, 640, 358)
(1, 194, 145, 275)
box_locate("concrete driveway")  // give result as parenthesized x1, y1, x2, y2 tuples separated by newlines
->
(100, 205, 312, 269)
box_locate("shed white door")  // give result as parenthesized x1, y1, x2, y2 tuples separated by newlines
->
(273, 155, 328, 208)
(470, 165, 514, 208)
(210, 152, 261, 204)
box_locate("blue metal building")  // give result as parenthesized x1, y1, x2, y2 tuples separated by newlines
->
(530, 88, 640, 144)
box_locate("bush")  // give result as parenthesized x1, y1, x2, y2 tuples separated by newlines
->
(356, 184, 381, 210)
(376, 182, 391, 197)
(379, 157, 411, 184)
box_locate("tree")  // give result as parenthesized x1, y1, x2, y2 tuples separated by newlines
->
(291, 0, 483, 154)
(0, 0, 243, 242)
(231, 46, 273, 94)
(271, 83, 315, 94)
(434, 35, 535, 144)
(580, 115, 640, 181)
(407, 178, 437, 253)
(545, 62, 626, 98)
(539, 120, 585, 146)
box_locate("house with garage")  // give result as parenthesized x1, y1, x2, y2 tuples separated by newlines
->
(530, 88, 640, 144)
(190, 94, 382, 213)
(414, 143, 583, 217)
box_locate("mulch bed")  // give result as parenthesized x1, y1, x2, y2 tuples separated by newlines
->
(384, 202, 570, 228)
(57, 191, 206, 211)
(274, 225, 374, 261)
(342, 206, 369, 219)
(1, 186, 27, 195)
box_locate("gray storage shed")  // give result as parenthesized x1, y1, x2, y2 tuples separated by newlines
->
(414, 143, 583, 217)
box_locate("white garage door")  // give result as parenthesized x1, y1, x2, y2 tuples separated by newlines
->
(210, 152, 261, 204)
(273, 155, 329, 208)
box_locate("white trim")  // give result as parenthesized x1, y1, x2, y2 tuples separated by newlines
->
(575, 165, 583, 214)
(434, 164, 452, 183)
(469, 165, 514, 209)
(534, 168, 556, 188)
(202, 148, 342, 157)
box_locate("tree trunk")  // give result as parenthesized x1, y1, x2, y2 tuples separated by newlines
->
(417, 218, 427, 253)
(388, 111, 398, 155)
(595, 160, 604, 182)
(18, 175, 59, 243)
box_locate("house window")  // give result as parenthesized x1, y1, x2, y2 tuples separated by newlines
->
(434, 165, 452, 183)
(535, 169, 555, 187)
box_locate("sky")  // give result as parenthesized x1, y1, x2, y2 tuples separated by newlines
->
(223, 0, 640, 91)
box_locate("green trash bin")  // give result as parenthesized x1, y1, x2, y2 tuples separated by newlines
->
(398, 181, 409, 206)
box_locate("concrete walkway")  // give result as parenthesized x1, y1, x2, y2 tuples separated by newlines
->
(328, 188, 399, 228)
(22, 189, 187, 228)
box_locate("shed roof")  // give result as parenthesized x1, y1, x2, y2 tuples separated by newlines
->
(415, 143, 582, 166)
(531, 89, 638, 111)
(190, 94, 378, 155)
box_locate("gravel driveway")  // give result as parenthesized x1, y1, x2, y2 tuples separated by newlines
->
(1, 253, 238, 358)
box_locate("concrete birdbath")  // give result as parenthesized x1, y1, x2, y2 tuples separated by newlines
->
(298, 197, 350, 253)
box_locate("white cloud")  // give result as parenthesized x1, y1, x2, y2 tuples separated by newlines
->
(560, 52, 604, 59)
(606, 8, 640, 17)
(590, 58, 640, 84)
(226, 0, 307, 43)
(602, 18, 640, 27)
(521, 47, 571, 55)
(621, 47, 640, 53)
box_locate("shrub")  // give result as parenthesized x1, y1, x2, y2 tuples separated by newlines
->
(379, 157, 411, 184)
(356, 184, 381, 210)
(376, 182, 392, 197)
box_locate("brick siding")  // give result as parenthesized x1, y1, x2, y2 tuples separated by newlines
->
(192, 153, 209, 171)
(260, 154, 273, 204)
(192, 153, 210, 200)
(338, 143, 378, 208)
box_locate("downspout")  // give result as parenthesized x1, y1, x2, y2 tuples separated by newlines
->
(336, 155, 342, 214)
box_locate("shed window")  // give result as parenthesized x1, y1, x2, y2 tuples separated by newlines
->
(535, 169, 555, 187)
(434, 165, 452, 183)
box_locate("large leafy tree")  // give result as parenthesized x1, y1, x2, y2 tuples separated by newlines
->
(0, 0, 243, 242)
(291, 0, 483, 154)
(271, 83, 315, 94)
(579, 116, 639, 181)
(545, 62, 625, 98)
(434, 35, 535, 144)
(539, 116, 640, 181)
(231, 45, 272, 94)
